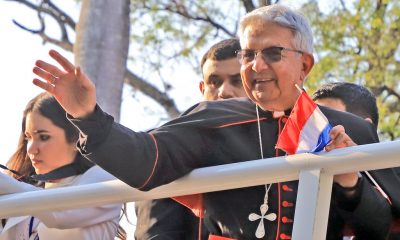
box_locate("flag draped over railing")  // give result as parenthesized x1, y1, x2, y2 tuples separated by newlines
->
(276, 91, 332, 155)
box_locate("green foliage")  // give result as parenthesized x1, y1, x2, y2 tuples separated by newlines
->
(79, 0, 400, 138)
(129, 0, 243, 78)
(303, 0, 400, 140)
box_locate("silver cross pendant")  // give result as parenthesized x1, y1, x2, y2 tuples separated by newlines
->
(248, 203, 277, 238)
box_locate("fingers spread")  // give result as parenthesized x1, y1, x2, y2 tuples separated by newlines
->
(33, 66, 58, 84)
(49, 50, 75, 73)
(35, 60, 64, 78)
(32, 79, 55, 94)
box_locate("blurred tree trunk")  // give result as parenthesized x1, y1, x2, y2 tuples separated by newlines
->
(74, 0, 130, 122)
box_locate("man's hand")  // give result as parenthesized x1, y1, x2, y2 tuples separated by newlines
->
(326, 125, 359, 188)
(32, 49, 96, 119)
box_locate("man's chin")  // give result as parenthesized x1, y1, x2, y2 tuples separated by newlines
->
(252, 95, 288, 112)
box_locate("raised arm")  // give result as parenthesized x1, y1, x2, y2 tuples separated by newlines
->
(32, 50, 96, 119)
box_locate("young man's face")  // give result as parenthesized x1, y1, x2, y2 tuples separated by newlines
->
(239, 21, 314, 111)
(200, 58, 247, 100)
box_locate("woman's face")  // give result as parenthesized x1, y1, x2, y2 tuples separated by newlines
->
(25, 111, 77, 175)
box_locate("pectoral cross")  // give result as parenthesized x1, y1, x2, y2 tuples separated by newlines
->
(248, 201, 277, 238)
(251, 109, 277, 238)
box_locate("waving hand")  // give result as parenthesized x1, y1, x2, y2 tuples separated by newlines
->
(32, 50, 96, 118)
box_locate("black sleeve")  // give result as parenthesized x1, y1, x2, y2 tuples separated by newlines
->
(368, 168, 400, 217)
(69, 105, 160, 189)
(332, 176, 392, 239)
(68, 105, 215, 190)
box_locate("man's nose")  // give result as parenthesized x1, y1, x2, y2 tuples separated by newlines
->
(251, 53, 270, 72)
(218, 82, 234, 99)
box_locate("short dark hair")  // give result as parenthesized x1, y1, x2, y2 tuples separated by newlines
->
(200, 38, 241, 71)
(312, 82, 379, 127)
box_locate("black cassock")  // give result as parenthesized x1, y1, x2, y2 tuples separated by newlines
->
(71, 97, 399, 240)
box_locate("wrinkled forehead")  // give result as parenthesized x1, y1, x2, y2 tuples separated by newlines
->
(240, 21, 295, 50)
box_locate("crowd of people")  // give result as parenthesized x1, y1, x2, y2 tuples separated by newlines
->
(0, 3, 399, 240)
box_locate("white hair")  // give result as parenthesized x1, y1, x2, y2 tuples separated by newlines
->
(239, 4, 314, 54)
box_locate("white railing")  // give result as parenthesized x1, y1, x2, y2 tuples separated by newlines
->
(0, 141, 399, 239)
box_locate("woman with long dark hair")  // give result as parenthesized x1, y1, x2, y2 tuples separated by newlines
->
(0, 92, 126, 240)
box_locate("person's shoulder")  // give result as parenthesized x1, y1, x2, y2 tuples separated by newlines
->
(182, 97, 255, 116)
(155, 98, 256, 131)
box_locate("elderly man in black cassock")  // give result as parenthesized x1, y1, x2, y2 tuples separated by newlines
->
(32, 4, 399, 240)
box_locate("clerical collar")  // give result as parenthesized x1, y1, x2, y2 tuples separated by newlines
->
(272, 111, 285, 118)
(256, 105, 292, 119)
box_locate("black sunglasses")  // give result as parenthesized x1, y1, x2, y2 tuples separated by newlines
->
(236, 46, 303, 65)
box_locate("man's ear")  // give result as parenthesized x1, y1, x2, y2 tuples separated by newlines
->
(301, 53, 314, 78)
(364, 117, 373, 124)
(199, 81, 205, 95)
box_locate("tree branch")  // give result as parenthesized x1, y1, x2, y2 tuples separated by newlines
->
(16, 20, 74, 51)
(8, 0, 181, 118)
(144, 2, 236, 37)
(124, 70, 180, 118)
(339, 0, 348, 11)
(371, 85, 400, 101)
(7, 0, 76, 29)
(7, 0, 74, 51)
(42, 0, 76, 29)
(241, 0, 256, 12)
